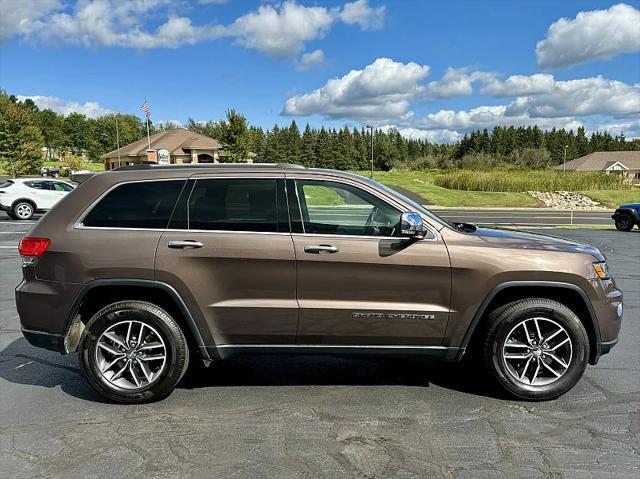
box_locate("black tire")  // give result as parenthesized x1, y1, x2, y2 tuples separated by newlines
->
(614, 214, 634, 232)
(12, 201, 34, 220)
(6, 211, 17, 220)
(79, 301, 189, 403)
(482, 298, 589, 401)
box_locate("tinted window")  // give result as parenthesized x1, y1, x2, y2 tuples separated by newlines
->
(25, 181, 47, 190)
(83, 180, 184, 228)
(188, 179, 280, 232)
(296, 180, 401, 237)
(53, 182, 74, 192)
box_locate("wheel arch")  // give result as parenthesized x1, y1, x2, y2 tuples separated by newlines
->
(11, 197, 37, 210)
(459, 281, 601, 365)
(63, 279, 216, 363)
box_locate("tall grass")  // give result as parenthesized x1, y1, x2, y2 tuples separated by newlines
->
(434, 169, 628, 192)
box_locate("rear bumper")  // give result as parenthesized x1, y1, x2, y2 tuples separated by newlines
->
(21, 327, 66, 352)
(16, 274, 84, 354)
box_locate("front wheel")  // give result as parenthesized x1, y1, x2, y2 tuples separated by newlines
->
(614, 214, 634, 232)
(482, 298, 589, 401)
(79, 301, 189, 403)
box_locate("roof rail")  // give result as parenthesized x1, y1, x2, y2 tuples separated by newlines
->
(113, 162, 305, 171)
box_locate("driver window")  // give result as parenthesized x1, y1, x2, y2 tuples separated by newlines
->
(296, 180, 401, 237)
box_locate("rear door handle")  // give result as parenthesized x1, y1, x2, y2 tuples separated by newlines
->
(168, 240, 204, 249)
(304, 245, 339, 254)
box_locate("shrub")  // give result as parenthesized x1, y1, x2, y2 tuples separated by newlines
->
(434, 169, 628, 192)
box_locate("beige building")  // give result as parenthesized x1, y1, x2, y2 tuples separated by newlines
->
(556, 151, 640, 181)
(102, 128, 223, 170)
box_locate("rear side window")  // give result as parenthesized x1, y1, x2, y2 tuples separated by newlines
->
(25, 181, 47, 190)
(83, 180, 184, 229)
(0, 180, 14, 188)
(187, 179, 282, 232)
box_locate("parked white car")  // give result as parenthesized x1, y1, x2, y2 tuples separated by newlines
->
(0, 178, 75, 220)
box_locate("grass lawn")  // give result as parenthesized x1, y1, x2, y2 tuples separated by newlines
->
(0, 161, 104, 176)
(352, 170, 539, 207)
(581, 189, 640, 208)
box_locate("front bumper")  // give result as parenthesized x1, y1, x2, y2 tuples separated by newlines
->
(585, 277, 623, 363)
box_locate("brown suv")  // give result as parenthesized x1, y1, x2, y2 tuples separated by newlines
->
(16, 164, 622, 403)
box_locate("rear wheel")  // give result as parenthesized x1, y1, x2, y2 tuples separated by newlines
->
(79, 301, 189, 403)
(614, 214, 634, 231)
(482, 298, 589, 400)
(13, 201, 34, 220)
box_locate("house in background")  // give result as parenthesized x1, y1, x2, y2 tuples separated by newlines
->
(556, 151, 640, 181)
(101, 128, 223, 170)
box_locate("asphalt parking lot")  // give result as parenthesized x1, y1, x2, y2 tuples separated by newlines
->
(0, 213, 638, 478)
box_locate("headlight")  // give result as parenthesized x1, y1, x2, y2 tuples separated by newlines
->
(592, 262, 610, 280)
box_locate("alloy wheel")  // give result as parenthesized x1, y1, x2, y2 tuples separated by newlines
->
(15, 203, 33, 219)
(95, 320, 167, 390)
(501, 317, 573, 387)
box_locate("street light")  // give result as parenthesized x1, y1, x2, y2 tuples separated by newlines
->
(562, 145, 569, 173)
(366, 125, 374, 178)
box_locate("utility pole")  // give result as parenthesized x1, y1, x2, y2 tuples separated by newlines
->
(366, 125, 374, 178)
(115, 114, 121, 168)
(563, 145, 569, 173)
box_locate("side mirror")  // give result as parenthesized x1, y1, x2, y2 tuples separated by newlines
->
(400, 211, 427, 239)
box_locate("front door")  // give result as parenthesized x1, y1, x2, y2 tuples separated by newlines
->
(289, 177, 451, 346)
(155, 176, 298, 347)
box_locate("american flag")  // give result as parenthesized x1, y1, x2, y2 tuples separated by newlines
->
(140, 100, 151, 118)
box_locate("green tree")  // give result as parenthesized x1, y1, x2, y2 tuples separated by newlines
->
(0, 92, 45, 175)
(218, 109, 250, 162)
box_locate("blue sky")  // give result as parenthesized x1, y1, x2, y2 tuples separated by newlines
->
(1, 0, 639, 142)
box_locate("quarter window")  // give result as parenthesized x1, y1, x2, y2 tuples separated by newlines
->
(187, 179, 282, 232)
(296, 180, 401, 237)
(53, 182, 74, 192)
(82, 180, 184, 229)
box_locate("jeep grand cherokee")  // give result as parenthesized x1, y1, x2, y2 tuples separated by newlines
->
(16, 164, 623, 403)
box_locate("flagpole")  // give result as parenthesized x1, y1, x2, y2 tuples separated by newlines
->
(146, 115, 151, 151)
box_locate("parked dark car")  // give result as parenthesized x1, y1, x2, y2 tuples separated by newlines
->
(611, 203, 640, 231)
(16, 164, 623, 403)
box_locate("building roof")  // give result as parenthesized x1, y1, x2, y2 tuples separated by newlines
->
(555, 151, 640, 171)
(101, 128, 222, 159)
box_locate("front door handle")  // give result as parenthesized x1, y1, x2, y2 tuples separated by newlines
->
(304, 244, 339, 254)
(168, 240, 204, 249)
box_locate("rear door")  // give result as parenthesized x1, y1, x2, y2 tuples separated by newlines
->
(155, 174, 298, 347)
(288, 175, 451, 346)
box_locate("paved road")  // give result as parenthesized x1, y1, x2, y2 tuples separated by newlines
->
(431, 208, 616, 227)
(0, 216, 638, 478)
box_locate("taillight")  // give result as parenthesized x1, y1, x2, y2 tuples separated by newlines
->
(18, 237, 51, 257)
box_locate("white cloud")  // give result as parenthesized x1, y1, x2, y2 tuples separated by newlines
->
(284, 57, 430, 120)
(422, 67, 495, 99)
(382, 126, 462, 143)
(419, 105, 583, 133)
(339, 0, 385, 30)
(0, 0, 61, 42)
(16, 0, 225, 49)
(503, 76, 640, 118)
(297, 49, 326, 69)
(536, 3, 640, 68)
(3, 1, 384, 57)
(226, 2, 334, 58)
(16, 95, 113, 118)
(481, 74, 556, 97)
(591, 119, 640, 139)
